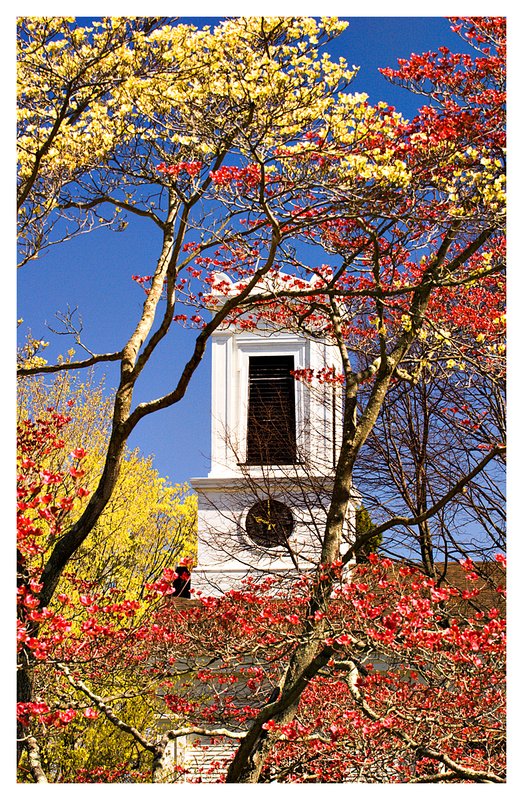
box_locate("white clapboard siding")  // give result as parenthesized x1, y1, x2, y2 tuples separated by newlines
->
(177, 734, 238, 783)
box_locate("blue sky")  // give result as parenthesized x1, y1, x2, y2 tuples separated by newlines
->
(16, 14, 495, 485)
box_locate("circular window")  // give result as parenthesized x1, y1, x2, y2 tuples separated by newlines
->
(245, 499, 294, 549)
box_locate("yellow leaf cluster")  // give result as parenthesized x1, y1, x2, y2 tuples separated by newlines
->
(17, 17, 354, 185)
(441, 146, 506, 218)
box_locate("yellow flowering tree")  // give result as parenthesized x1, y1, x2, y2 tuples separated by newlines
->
(17, 368, 196, 598)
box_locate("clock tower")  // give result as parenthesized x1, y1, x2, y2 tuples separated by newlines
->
(190, 273, 355, 595)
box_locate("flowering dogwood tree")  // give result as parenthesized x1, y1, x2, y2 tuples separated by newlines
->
(16, 411, 506, 783)
(17, 16, 505, 781)
(18, 497, 506, 783)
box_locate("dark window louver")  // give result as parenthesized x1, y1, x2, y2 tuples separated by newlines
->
(246, 355, 296, 465)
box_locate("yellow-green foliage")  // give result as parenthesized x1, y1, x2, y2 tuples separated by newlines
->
(18, 368, 197, 782)
(18, 367, 197, 598)
(20, 694, 155, 783)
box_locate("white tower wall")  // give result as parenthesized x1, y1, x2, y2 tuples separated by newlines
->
(190, 276, 356, 596)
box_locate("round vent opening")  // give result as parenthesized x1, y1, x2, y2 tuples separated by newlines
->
(245, 499, 294, 548)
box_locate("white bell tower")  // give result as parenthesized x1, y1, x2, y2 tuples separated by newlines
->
(190, 273, 355, 595)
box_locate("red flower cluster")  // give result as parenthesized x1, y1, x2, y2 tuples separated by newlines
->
(156, 161, 203, 177)
(210, 163, 261, 189)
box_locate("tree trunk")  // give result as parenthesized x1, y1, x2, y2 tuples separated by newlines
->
(226, 643, 335, 782)
(26, 736, 48, 783)
(17, 649, 33, 766)
(152, 738, 177, 783)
